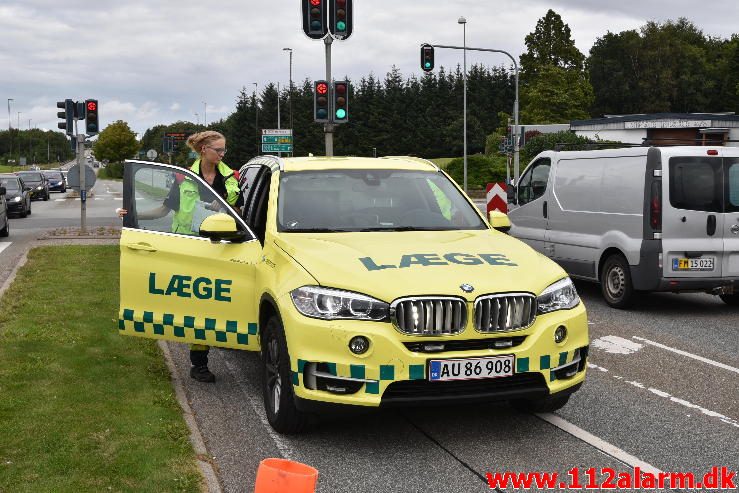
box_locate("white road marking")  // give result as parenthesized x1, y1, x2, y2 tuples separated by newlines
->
(632, 336, 739, 375)
(0, 242, 11, 255)
(536, 412, 662, 474)
(220, 355, 295, 460)
(591, 335, 644, 354)
(587, 363, 739, 429)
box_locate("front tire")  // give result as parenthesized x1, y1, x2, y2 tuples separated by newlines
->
(600, 254, 635, 308)
(44, 191, 49, 201)
(261, 315, 307, 434)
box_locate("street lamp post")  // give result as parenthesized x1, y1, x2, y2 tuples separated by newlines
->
(28, 119, 32, 164)
(283, 47, 293, 154)
(458, 16, 468, 192)
(202, 101, 207, 127)
(7, 98, 13, 165)
(194, 112, 199, 125)
(253, 82, 259, 155)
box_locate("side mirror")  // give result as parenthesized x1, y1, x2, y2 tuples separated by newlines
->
(0, 186, 5, 196)
(24, 186, 32, 192)
(506, 183, 516, 204)
(199, 213, 248, 243)
(488, 210, 511, 233)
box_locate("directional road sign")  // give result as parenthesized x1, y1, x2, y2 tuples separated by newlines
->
(261, 143, 293, 153)
(261, 135, 293, 144)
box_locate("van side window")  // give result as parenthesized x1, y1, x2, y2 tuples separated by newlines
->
(518, 159, 551, 205)
(669, 158, 721, 212)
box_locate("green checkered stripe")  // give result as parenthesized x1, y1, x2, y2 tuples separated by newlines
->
(289, 349, 582, 394)
(119, 308, 258, 345)
(516, 348, 582, 382)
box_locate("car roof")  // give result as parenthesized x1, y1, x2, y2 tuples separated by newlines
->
(277, 156, 440, 173)
(0, 173, 20, 179)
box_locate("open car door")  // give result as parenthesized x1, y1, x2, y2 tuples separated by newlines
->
(118, 160, 261, 351)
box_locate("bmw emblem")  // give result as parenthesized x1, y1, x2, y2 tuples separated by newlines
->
(460, 283, 474, 293)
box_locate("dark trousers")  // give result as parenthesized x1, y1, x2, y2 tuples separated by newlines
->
(190, 344, 210, 367)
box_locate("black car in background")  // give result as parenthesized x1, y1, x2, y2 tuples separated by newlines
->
(15, 171, 50, 201)
(0, 174, 31, 217)
(42, 170, 67, 193)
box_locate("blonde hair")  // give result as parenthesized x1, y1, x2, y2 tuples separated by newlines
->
(186, 131, 225, 153)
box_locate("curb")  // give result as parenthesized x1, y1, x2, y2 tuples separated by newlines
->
(0, 250, 29, 300)
(158, 340, 224, 493)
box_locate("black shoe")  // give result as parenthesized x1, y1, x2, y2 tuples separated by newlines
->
(190, 365, 216, 383)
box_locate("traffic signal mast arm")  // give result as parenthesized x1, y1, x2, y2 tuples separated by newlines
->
(423, 43, 520, 185)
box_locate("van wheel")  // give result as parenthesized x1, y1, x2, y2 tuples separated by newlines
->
(511, 393, 570, 413)
(719, 294, 739, 306)
(261, 315, 307, 434)
(601, 254, 634, 308)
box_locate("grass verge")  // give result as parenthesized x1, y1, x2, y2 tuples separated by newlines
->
(0, 245, 201, 492)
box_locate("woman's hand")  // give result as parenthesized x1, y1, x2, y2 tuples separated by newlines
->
(116, 208, 128, 218)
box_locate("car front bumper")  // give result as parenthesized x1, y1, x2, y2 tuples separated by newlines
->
(282, 296, 589, 409)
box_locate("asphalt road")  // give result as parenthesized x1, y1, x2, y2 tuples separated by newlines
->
(0, 175, 123, 288)
(169, 282, 738, 493)
(2, 188, 736, 492)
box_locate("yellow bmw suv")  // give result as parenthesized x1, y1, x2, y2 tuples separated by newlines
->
(119, 155, 588, 434)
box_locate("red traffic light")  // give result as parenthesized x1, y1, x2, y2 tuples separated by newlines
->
(310, 0, 320, 4)
(87, 101, 97, 112)
(316, 82, 328, 95)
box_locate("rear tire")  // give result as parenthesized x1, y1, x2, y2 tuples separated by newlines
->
(261, 315, 307, 434)
(512, 393, 570, 413)
(719, 293, 739, 306)
(600, 254, 635, 308)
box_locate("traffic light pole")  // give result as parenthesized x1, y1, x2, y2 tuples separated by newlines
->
(75, 129, 88, 234)
(324, 35, 334, 157)
(431, 44, 520, 186)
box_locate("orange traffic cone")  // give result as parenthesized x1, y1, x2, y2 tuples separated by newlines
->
(254, 458, 319, 493)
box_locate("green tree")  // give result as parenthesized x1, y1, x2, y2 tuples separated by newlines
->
(92, 120, 139, 164)
(519, 10, 592, 123)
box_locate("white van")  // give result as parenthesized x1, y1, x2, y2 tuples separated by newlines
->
(507, 146, 739, 308)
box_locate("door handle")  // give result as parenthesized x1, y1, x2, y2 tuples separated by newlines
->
(125, 242, 157, 252)
(543, 201, 548, 219)
(706, 215, 716, 236)
(731, 224, 739, 235)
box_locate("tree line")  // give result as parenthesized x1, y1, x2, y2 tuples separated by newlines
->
(0, 129, 74, 166)
(122, 12, 739, 171)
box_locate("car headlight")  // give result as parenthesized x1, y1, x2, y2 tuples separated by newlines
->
(12, 196, 21, 203)
(290, 286, 389, 321)
(537, 277, 580, 314)
(36, 186, 43, 190)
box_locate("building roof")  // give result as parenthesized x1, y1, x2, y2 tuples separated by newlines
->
(571, 112, 739, 128)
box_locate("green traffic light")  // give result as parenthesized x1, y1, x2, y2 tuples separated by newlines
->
(336, 21, 346, 31)
(336, 108, 346, 119)
(424, 62, 431, 68)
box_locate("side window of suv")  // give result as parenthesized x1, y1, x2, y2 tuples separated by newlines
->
(518, 159, 551, 205)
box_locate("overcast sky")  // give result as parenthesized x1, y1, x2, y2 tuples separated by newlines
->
(1, 0, 737, 137)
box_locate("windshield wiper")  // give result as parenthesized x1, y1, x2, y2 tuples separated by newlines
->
(285, 228, 354, 233)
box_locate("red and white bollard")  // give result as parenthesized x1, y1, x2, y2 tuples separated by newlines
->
(486, 182, 508, 215)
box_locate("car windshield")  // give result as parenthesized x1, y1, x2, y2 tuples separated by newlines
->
(43, 171, 63, 180)
(17, 172, 42, 183)
(278, 169, 486, 232)
(0, 178, 20, 190)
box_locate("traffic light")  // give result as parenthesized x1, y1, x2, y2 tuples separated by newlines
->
(314, 80, 330, 122)
(84, 99, 99, 135)
(421, 44, 434, 72)
(302, 0, 328, 40)
(329, 0, 352, 39)
(333, 81, 349, 123)
(56, 99, 74, 136)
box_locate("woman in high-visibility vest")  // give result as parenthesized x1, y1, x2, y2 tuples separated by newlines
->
(117, 131, 242, 383)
